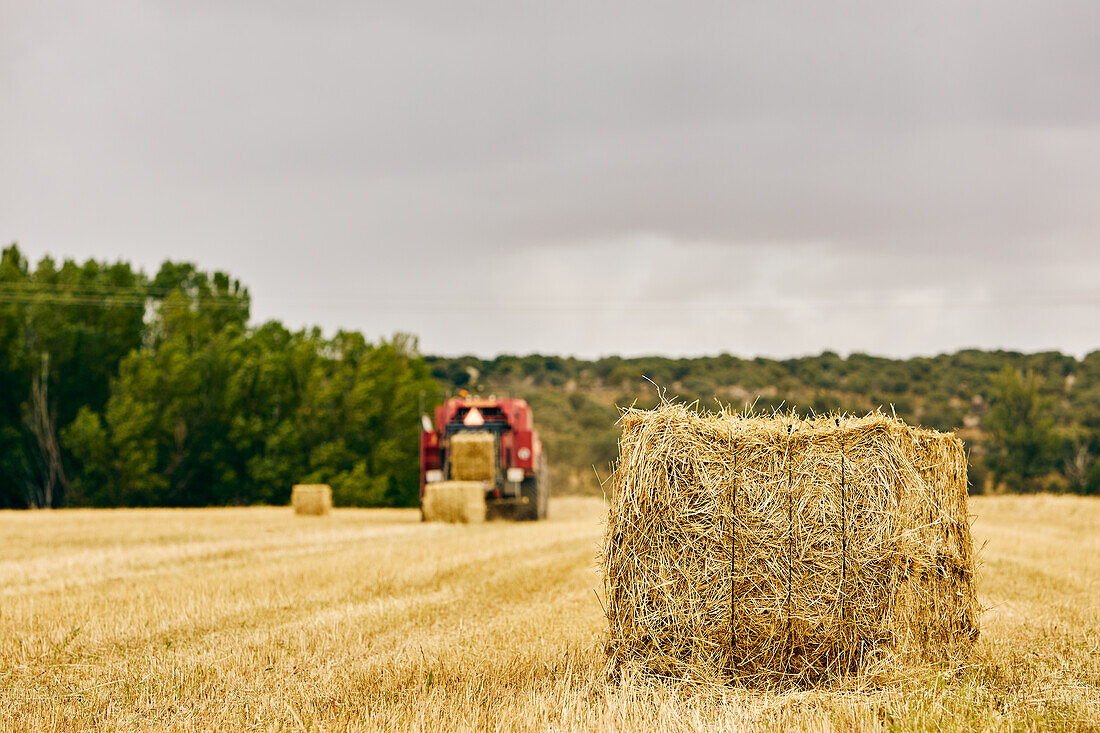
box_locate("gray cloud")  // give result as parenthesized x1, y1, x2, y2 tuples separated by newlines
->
(2, 0, 1098, 358)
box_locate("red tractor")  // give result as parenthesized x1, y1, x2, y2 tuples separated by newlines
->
(419, 395, 549, 521)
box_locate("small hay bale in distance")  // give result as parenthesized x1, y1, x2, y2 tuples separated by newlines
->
(291, 484, 332, 516)
(422, 481, 488, 523)
(602, 403, 980, 687)
(449, 431, 496, 482)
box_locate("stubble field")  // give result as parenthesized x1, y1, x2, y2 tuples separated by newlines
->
(1, 495, 1098, 731)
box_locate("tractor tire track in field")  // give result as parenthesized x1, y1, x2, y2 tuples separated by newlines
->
(1, 506, 599, 667)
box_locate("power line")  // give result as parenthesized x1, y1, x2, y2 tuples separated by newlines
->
(0, 284, 249, 309)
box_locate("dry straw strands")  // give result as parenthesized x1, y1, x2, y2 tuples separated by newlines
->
(292, 484, 332, 516)
(450, 431, 497, 482)
(602, 403, 979, 688)
(422, 481, 488, 523)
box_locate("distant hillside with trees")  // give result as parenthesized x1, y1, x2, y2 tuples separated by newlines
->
(3, 243, 1098, 508)
(426, 349, 1100, 497)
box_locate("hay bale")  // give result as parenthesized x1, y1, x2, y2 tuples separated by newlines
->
(291, 484, 332, 516)
(423, 481, 487, 523)
(602, 403, 979, 687)
(449, 431, 496, 482)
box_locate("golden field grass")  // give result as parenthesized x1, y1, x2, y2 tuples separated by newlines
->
(1, 495, 1098, 731)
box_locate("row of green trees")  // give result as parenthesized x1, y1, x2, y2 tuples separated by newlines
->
(0, 246, 437, 509)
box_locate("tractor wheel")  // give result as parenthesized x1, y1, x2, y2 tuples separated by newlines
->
(537, 457, 550, 520)
(518, 473, 542, 521)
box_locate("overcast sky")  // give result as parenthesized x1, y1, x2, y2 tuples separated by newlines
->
(2, 1, 1098, 359)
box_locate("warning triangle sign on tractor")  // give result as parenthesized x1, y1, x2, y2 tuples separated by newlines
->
(463, 407, 485, 426)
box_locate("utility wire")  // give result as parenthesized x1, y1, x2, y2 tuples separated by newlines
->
(0, 284, 248, 309)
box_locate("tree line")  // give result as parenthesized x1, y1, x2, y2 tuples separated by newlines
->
(427, 349, 1100, 495)
(0, 245, 436, 509)
(4, 244, 1096, 508)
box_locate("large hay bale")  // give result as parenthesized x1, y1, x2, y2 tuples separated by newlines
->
(450, 431, 496, 482)
(423, 481, 487, 523)
(603, 403, 979, 687)
(291, 484, 332, 516)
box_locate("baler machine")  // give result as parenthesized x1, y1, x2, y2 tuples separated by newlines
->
(419, 395, 549, 522)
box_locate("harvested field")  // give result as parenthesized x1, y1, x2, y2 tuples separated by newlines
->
(0, 496, 1098, 730)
